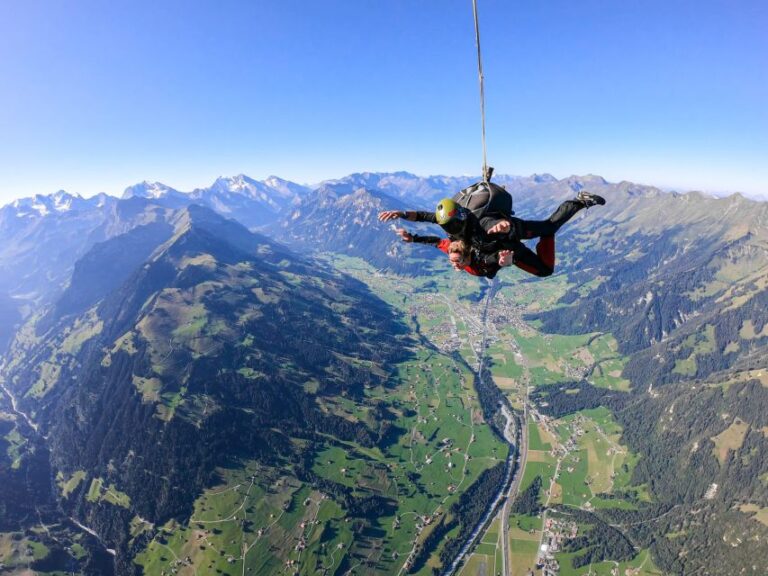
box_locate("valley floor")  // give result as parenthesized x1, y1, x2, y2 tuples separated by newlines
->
(330, 257, 665, 576)
(0, 256, 675, 575)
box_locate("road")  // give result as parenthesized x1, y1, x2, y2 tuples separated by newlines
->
(468, 285, 534, 576)
(398, 290, 496, 576)
(69, 518, 117, 556)
(441, 282, 513, 576)
(443, 406, 516, 576)
(500, 405, 528, 576)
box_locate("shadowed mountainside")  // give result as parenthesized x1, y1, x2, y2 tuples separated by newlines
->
(2, 172, 768, 574)
(1, 205, 413, 574)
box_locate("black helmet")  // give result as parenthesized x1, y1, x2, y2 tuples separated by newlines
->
(435, 198, 467, 236)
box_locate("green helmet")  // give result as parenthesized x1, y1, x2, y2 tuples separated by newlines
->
(435, 198, 467, 235)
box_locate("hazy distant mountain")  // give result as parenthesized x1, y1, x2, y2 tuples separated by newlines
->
(0, 191, 119, 305)
(121, 181, 184, 201)
(318, 171, 476, 205)
(275, 185, 451, 274)
(189, 174, 310, 228)
(120, 175, 311, 228)
(1, 190, 110, 219)
(0, 175, 309, 308)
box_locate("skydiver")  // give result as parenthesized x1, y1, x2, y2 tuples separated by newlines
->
(379, 180, 514, 257)
(390, 231, 514, 279)
(379, 190, 606, 278)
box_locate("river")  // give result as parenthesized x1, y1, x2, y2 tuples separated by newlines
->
(442, 405, 518, 576)
(1, 360, 118, 561)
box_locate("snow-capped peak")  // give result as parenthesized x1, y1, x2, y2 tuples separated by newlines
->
(93, 192, 111, 208)
(7, 190, 85, 217)
(51, 190, 81, 212)
(264, 175, 284, 187)
(264, 175, 309, 199)
(122, 181, 179, 200)
(209, 174, 261, 195)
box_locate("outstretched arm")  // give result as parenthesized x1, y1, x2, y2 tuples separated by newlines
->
(393, 228, 442, 245)
(378, 210, 438, 223)
(394, 227, 414, 242)
(379, 210, 407, 222)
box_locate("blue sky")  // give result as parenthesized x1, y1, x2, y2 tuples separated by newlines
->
(1, 0, 766, 203)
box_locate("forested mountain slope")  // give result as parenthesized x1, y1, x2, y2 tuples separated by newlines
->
(1, 205, 413, 573)
(518, 185, 768, 575)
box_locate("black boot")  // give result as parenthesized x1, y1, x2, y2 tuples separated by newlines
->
(576, 190, 606, 208)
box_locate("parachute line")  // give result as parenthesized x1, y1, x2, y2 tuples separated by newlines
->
(471, 0, 490, 185)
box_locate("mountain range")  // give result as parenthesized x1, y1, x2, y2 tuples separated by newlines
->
(0, 170, 638, 313)
(1, 171, 767, 575)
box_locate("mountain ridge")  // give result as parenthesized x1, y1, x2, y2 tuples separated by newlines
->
(2, 171, 768, 574)
(5, 171, 763, 213)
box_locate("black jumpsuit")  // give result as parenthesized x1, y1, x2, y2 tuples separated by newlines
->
(409, 199, 586, 277)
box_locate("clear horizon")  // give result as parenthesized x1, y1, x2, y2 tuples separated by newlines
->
(4, 170, 764, 208)
(1, 1, 766, 203)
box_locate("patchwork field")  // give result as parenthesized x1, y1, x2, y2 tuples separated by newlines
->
(740, 503, 768, 527)
(458, 517, 506, 576)
(510, 537, 540, 576)
(528, 418, 554, 451)
(556, 548, 664, 576)
(712, 418, 750, 465)
(134, 257, 508, 575)
(553, 409, 633, 507)
(135, 351, 505, 574)
(504, 406, 652, 576)
(479, 298, 654, 572)
(0, 532, 49, 571)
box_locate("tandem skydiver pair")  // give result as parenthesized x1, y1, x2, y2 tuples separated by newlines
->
(378, 180, 605, 280)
